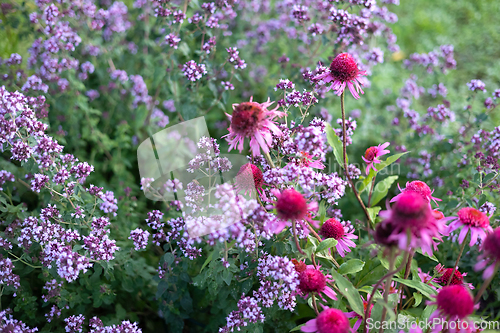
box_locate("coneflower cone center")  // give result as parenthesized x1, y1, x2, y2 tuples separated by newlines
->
(316, 309, 350, 333)
(321, 218, 345, 240)
(299, 269, 326, 293)
(276, 189, 307, 221)
(436, 286, 473, 319)
(364, 147, 378, 162)
(329, 53, 359, 82)
(437, 268, 464, 286)
(236, 163, 264, 190)
(458, 207, 490, 228)
(231, 102, 263, 136)
(405, 180, 432, 198)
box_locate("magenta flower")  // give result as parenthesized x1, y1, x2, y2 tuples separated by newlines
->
(448, 207, 492, 246)
(391, 180, 442, 206)
(314, 53, 367, 99)
(234, 163, 265, 196)
(301, 308, 351, 333)
(428, 285, 475, 333)
(294, 264, 337, 302)
(319, 218, 357, 257)
(269, 188, 318, 237)
(361, 142, 390, 175)
(224, 97, 285, 156)
(379, 191, 447, 255)
(474, 227, 500, 280)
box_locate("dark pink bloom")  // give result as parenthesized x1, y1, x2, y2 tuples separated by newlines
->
(475, 227, 500, 280)
(391, 180, 442, 206)
(224, 97, 285, 156)
(297, 267, 337, 301)
(320, 218, 357, 257)
(234, 163, 265, 196)
(314, 53, 367, 99)
(301, 308, 350, 333)
(379, 191, 447, 255)
(361, 142, 390, 175)
(431, 285, 474, 320)
(448, 207, 492, 246)
(269, 188, 318, 237)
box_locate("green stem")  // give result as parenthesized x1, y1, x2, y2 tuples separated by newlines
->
(263, 151, 276, 168)
(379, 250, 395, 333)
(340, 92, 372, 224)
(446, 229, 470, 286)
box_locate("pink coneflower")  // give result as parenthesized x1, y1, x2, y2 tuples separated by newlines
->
(234, 163, 265, 196)
(299, 151, 325, 169)
(434, 264, 474, 289)
(391, 180, 442, 206)
(319, 218, 357, 257)
(475, 227, 500, 280)
(224, 97, 285, 156)
(301, 308, 351, 333)
(361, 142, 390, 175)
(296, 266, 337, 301)
(314, 53, 367, 99)
(345, 294, 372, 332)
(429, 285, 474, 323)
(269, 188, 318, 237)
(379, 191, 447, 255)
(448, 207, 492, 246)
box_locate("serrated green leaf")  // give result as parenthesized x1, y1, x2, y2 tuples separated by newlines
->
(370, 175, 398, 206)
(338, 259, 365, 275)
(331, 269, 364, 316)
(325, 123, 346, 169)
(316, 238, 338, 253)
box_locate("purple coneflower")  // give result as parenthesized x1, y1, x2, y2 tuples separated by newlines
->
(475, 227, 500, 280)
(319, 218, 357, 257)
(391, 180, 442, 206)
(314, 53, 367, 99)
(361, 142, 390, 175)
(224, 97, 285, 156)
(379, 191, 447, 255)
(448, 207, 492, 246)
(301, 308, 351, 333)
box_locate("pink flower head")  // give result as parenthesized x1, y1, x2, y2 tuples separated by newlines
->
(234, 163, 265, 197)
(391, 180, 442, 206)
(269, 188, 318, 237)
(314, 53, 367, 99)
(448, 207, 492, 246)
(474, 227, 500, 280)
(299, 151, 325, 169)
(379, 191, 447, 255)
(296, 266, 337, 302)
(361, 142, 390, 175)
(301, 308, 350, 333)
(224, 97, 285, 156)
(320, 218, 357, 257)
(430, 285, 474, 320)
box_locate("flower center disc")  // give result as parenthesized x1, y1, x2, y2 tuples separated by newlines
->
(230, 102, 263, 136)
(329, 53, 359, 83)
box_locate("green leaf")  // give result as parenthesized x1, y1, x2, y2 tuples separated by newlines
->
(483, 172, 496, 184)
(315, 238, 338, 253)
(330, 270, 364, 316)
(413, 292, 422, 307)
(414, 248, 439, 262)
(370, 175, 398, 206)
(338, 259, 365, 275)
(156, 280, 169, 299)
(477, 194, 487, 208)
(318, 201, 326, 223)
(200, 250, 214, 273)
(290, 324, 306, 332)
(222, 270, 233, 286)
(366, 207, 381, 224)
(325, 123, 346, 169)
(393, 278, 436, 299)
